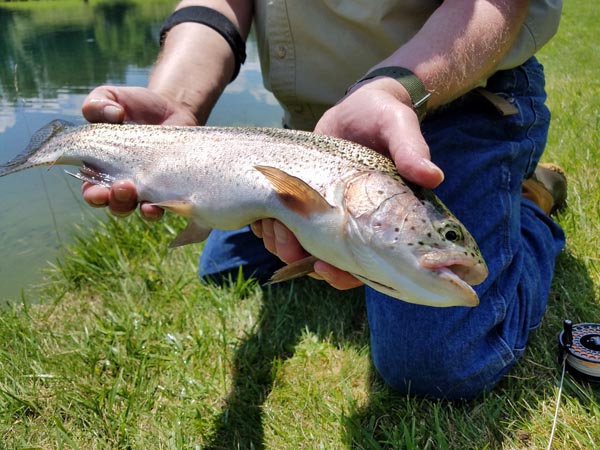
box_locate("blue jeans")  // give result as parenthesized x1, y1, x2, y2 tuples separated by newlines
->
(199, 58, 565, 399)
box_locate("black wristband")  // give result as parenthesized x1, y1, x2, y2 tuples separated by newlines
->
(159, 6, 247, 83)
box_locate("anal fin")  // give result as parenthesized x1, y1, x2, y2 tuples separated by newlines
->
(266, 255, 319, 285)
(170, 220, 212, 248)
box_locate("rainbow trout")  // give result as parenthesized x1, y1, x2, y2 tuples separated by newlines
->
(0, 120, 488, 306)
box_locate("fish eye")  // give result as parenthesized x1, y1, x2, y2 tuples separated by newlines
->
(438, 221, 464, 242)
(444, 230, 460, 242)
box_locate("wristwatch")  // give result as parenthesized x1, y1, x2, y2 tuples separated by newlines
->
(348, 67, 431, 122)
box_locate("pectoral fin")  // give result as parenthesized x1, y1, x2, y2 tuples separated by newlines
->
(266, 255, 319, 284)
(255, 165, 333, 217)
(65, 164, 116, 188)
(169, 220, 212, 248)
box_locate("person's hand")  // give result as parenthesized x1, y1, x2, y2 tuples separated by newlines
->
(81, 86, 198, 220)
(317, 77, 444, 188)
(254, 78, 445, 290)
(251, 218, 364, 290)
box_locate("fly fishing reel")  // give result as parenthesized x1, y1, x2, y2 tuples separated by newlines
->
(558, 320, 600, 383)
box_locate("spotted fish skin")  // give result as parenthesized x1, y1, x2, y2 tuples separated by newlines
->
(0, 120, 488, 307)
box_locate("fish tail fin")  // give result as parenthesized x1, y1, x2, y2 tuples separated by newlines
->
(0, 119, 74, 177)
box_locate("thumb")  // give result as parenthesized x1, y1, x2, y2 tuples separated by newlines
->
(82, 86, 126, 123)
(81, 86, 171, 125)
(383, 110, 444, 189)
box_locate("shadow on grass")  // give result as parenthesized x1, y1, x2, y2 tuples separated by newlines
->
(202, 248, 599, 449)
(203, 279, 368, 449)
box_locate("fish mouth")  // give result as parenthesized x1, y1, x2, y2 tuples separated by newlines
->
(419, 251, 489, 286)
(433, 267, 480, 307)
(353, 269, 480, 307)
(415, 251, 489, 307)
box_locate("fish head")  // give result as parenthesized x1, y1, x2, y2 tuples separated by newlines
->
(343, 171, 488, 307)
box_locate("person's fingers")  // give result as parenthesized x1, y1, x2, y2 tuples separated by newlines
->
(381, 109, 444, 189)
(107, 180, 138, 217)
(81, 86, 126, 123)
(82, 86, 176, 125)
(82, 180, 163, 220)
(313, 260, 364, 290)
(272, 221, 310, 263)
(250, 221, 263, 238)
(260, 218, 277, 254)
(315, 85, 444, 189)
(260, 220, 310, 262)
(258, 219, 362, 289)
(139, 202, 165, 221)
(82, 182, 110, 207)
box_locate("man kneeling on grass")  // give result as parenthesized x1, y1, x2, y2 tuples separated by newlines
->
(81, 0, 566, 400)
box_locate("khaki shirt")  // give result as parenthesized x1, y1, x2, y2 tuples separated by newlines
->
(253, 0, 562, 130)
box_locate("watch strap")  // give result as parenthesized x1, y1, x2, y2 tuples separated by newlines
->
(349, 67, 431, 121)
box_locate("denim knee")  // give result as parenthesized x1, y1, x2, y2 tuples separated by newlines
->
(368, 325, 512, 400)
(366, 202, 564, 401)
(363, 58, 564, 401)
(199, 227, 284, 283)
(366, 289, 517, 400)
(370, 356, 505, 401)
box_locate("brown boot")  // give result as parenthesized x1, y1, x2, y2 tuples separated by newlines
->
(522, 163, 567, 215)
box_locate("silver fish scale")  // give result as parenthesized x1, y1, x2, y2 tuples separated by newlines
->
(37, 123, 455, 229)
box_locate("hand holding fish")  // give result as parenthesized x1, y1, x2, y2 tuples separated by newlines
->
(254, 78, 445, 290)
(81, 85, 198, 221)
(80, 85, 371, 291)
(33, 70, 486, 306)
(1, 113, 487, 306)
(316, 76, 444, 189)
(251, 218, 364, 290)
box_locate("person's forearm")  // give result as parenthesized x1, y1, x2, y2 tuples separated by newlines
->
(148, 0, 253, 124)
(374, 0, 529, 109)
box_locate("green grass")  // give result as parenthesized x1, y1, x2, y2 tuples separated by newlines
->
(1, 0, 599, 448)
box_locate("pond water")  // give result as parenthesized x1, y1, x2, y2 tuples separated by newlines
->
(0, 0, 282, 301)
